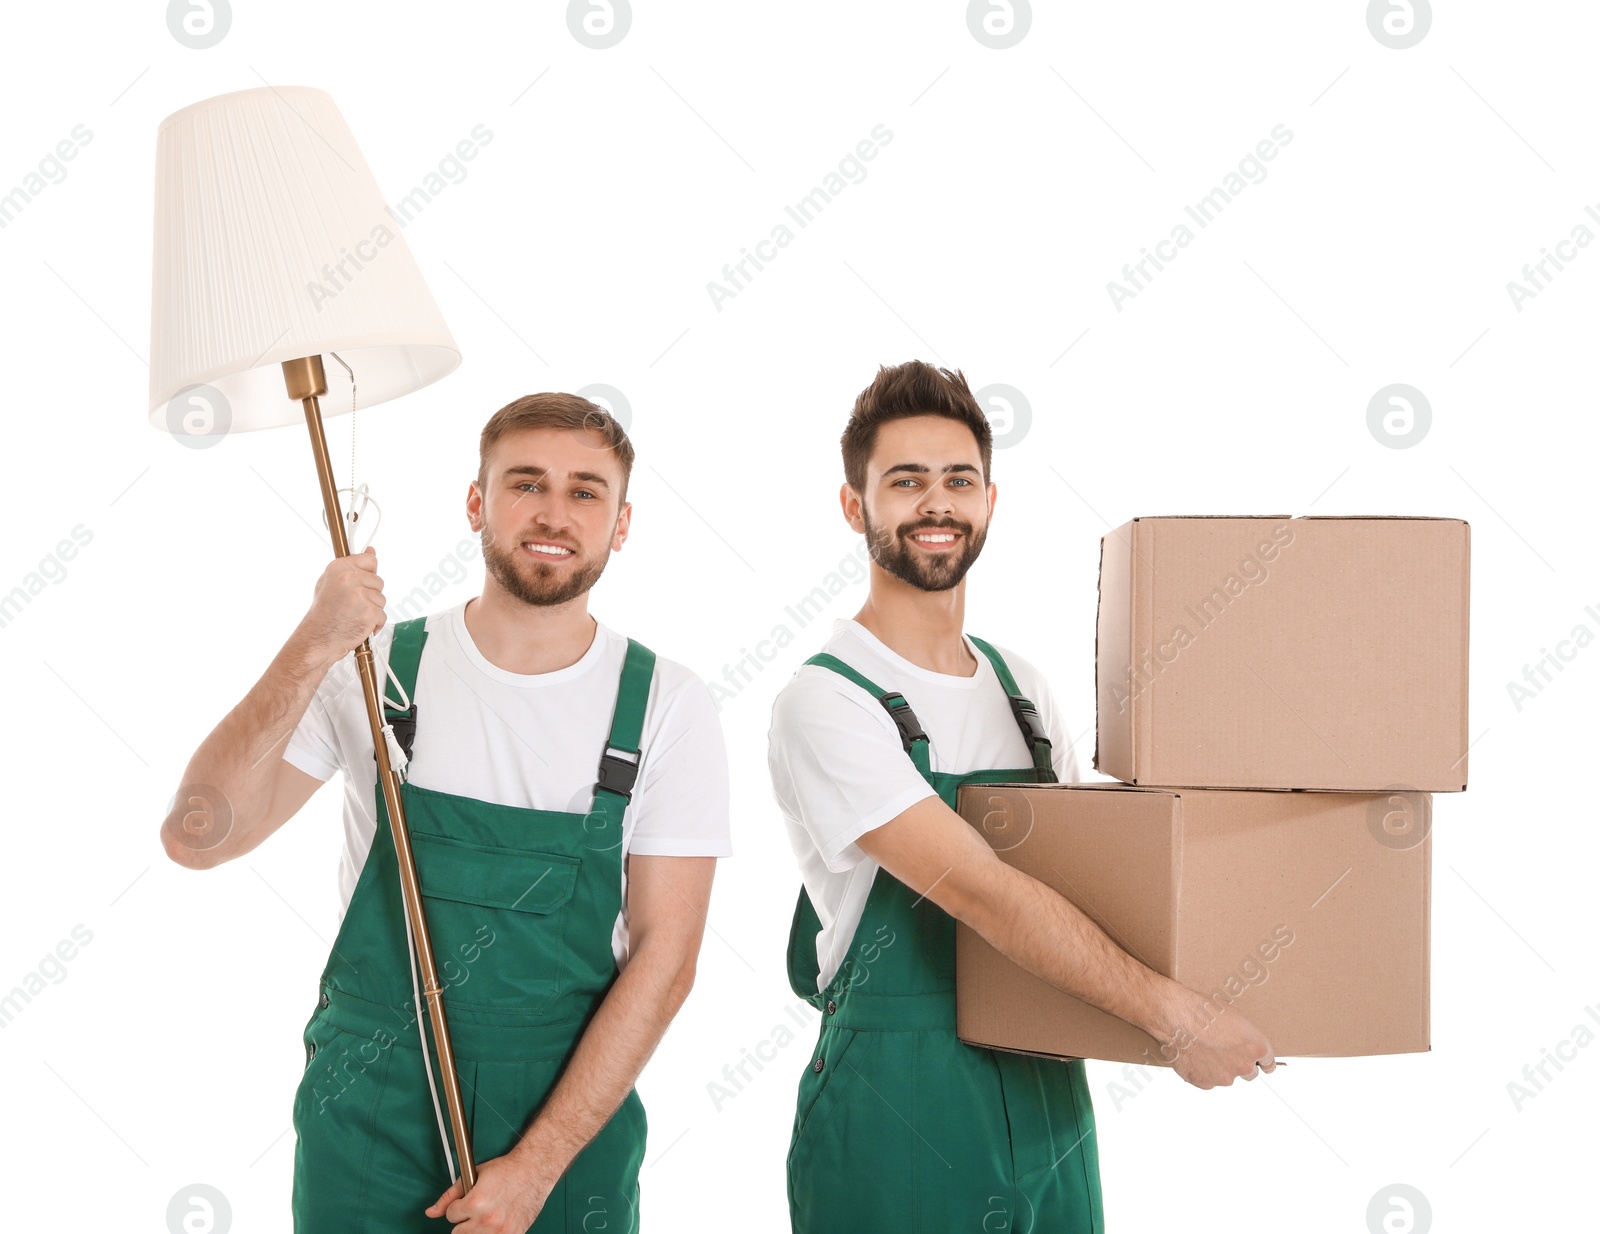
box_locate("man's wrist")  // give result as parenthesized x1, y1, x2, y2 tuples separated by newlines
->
(507, 1116, 581, 1188)
(282, 625, 338, 680)
(1130, 970, 1197, 1044)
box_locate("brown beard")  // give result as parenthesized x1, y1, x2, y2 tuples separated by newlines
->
(480, 525, 609, 607)
(861, 509, 986, 592)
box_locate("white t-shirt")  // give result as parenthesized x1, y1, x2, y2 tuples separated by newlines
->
(767, 618, 1080, 991)
(283, 598, 732, 968)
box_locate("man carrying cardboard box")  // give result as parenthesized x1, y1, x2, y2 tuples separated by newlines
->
(767, 361, 1277, 1234)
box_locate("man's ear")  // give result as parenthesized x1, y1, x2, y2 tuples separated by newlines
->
(840, 482, 866, 533)
(612, 500, 632, 551)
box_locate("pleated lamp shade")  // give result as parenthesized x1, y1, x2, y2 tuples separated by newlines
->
(148, 85, 460, 433)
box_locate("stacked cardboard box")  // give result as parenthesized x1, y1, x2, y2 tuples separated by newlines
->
(955, 516, 1469, 1065)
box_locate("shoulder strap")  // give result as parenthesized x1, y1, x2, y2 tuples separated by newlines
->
(595, 638, 657, 804)
(804, 642, 1056, 782)
(804, 652, 931, 777)
(968, 635, 1055, 781)
(380, 618, 428, 762)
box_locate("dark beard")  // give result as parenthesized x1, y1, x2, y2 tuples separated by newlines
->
(481, 527, 609, 607)
(861, 509, 985, 592)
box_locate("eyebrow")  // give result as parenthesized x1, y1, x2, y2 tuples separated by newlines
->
(882, 462, 981, 477)
(502, 464, 611, 490)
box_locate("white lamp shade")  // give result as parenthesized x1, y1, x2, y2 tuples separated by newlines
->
(148, 85, 460, 433)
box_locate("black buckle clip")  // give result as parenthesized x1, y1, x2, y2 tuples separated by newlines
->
(597, 746, 641, 800)
(1009, 695, 1052, 750)
(373, 704, 418, 764)
(878, 692, 928, 753)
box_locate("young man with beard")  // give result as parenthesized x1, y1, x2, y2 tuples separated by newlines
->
(767, 361, 1276, 1233)
(164, 393, 731, 1232)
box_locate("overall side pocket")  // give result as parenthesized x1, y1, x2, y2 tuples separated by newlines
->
(788, 1027, 864, 1170)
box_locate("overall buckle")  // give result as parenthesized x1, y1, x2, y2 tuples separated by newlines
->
(1008, 695, 1052, 750)
(597, 746, 641, 800)
(373, 704, 418, 764)
(878, 692, 927, 753)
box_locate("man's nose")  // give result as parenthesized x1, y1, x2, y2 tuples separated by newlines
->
(519, 493, 573, 531)
(532, 508, 572, 536)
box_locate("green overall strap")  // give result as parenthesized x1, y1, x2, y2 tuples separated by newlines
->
(804, 642, 1054, 782)
(804, 652, 931, 777)
(594, 638, 657, 807)
(379, 617, 428, 764)
(968, 635, 1055, 782)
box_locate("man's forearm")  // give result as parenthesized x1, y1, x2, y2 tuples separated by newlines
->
(958, 861, 1192, 1042)
(507, 945, 694, 1183)
(162, 625, 333, 868)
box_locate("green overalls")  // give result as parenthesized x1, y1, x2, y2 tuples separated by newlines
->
(291, 617, 655, 1233)
(784, 638, 1104, 1234)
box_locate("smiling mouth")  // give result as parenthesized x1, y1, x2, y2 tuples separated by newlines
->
(523, 541, 576, 559)
(907, 530, 961, 549)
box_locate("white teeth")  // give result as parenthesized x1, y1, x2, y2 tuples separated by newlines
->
(913, 533, 956, 543)
(526, 543, 573, 556)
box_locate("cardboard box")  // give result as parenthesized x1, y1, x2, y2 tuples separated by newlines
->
(1095, 515, 1470, 791)
(954, 782, 1431, 1065)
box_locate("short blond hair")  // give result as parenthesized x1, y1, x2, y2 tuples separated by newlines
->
(477, 392, 635, 501)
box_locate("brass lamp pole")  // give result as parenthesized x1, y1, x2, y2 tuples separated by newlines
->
(282, 353, 477, 1191)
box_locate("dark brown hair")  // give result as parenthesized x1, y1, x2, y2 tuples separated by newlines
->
(477, 392, 635, 503)
(840, 361, 992, 493)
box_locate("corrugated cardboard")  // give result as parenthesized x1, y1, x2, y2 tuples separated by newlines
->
(954, 782, 1431, 1065)
(1095, 516, 1470, 791)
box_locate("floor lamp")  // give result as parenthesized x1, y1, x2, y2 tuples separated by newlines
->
(148, 84, 478, 1191)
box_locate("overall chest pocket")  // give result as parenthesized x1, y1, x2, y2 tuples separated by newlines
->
(410, 831, 583, 1018)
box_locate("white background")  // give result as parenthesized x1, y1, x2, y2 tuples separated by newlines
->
(2, 2, 1595, 1231)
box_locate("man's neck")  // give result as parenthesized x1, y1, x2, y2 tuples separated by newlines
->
(463, 588, 597, 675)
(851, 567, 975, 677)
